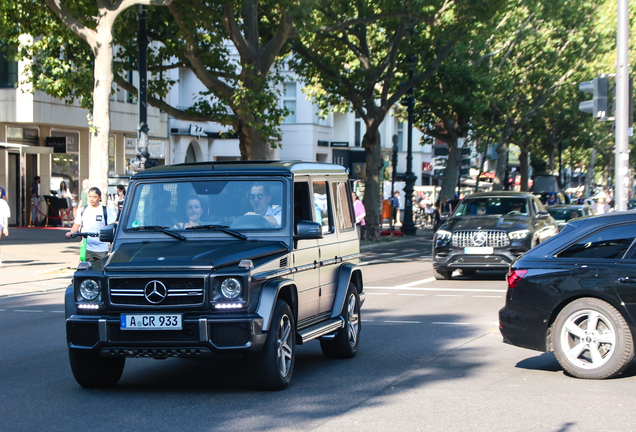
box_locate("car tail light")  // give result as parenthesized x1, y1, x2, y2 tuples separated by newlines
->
(507, 269, 527, 289)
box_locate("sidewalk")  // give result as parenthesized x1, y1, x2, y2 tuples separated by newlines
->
(0, 225, 434, 298)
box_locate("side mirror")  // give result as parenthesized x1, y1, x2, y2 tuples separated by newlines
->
(100, 224, 116, 243)
(294, 220, 323, 240)
(537, 211, 549, 219)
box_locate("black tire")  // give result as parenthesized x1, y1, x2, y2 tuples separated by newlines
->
(553, 298, 634, 379)
(248, 300, 295, 391)
(69, 349, 125, 388)
(434, 268, 452, 280)
(320, 284, 361, 359)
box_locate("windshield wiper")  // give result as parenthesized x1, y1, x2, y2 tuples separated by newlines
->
(186, 224, 247, 240)
(128, 225, 186, 241)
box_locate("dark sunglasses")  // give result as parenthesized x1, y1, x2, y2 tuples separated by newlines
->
(249, 193, 265, 200)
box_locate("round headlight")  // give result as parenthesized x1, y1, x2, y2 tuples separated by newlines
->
(220, 278, 242, 299)
(79, 279, 100, 301)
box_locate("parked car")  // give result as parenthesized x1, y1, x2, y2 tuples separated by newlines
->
(432, 191, 558, 280)
(499, 211, 636, 379)
(65, 161, 365, 390)
(545, 204, 594, 231)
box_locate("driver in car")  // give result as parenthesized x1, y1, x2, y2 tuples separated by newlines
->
(246, 183, 281, 227)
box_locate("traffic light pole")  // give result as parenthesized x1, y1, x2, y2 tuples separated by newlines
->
(615, 0, 629, 211)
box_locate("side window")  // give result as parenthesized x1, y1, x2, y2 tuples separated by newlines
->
(332, 181, 354, 231)
(293, 181, 312, 232)
(312, 180, 333, 234)
(557, 223, 636, 259)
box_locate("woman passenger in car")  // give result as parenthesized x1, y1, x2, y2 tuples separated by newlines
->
(174, 197, 203, 229)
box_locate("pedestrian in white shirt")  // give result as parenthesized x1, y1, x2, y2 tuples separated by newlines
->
(65, 187, 116, 262)
(0, 187, 10, 267)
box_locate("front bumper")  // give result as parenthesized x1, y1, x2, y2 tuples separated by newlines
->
(433, 246, 524, 271)
(498, 302, 551, 352)
(66, 314, 267, 358)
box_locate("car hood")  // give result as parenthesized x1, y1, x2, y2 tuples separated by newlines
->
(442, 215, 530, 232)
(104, 240, 288, 270)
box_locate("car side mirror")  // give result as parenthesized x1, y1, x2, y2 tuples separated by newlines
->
(100, 224, 116, 243)
(537, 211, 549, 219)
(294, 220, 323, 240)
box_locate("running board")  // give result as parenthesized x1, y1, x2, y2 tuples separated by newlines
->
(298, 317, 344, 344)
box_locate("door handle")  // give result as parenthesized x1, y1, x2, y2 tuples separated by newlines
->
(618, 277, 636, 284)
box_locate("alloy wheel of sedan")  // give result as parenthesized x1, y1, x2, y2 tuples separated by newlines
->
(553, 298, 634, 379)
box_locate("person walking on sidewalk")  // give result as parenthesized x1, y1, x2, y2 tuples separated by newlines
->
(30, 176, 41, 225)
(352, 191, 366, 240)
(0, 187, 9, 267)
(66, 187, 116, 262)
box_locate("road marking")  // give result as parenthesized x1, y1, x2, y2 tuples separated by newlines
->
(397, 293, 427, 296)
(362, 252, 422, 266)
(432, 322, 470, 325)
(365, 287, 506, 293)
(366, 292, 390, 295)
(384, 320, 422, 324)
(473, 295, 503, 298)
(50, 310, 65, 313)
(434, 294, 464, 297)
(396, 277, 436, 287)
(13, 309, 44, 313)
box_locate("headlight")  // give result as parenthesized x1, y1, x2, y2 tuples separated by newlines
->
(79, 279, 100, 300)
(435, 229, 452, 241)
(221, 278, 242, 299)
(509, 230, 530, 240)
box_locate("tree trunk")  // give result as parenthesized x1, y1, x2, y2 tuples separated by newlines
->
(90, 26, 114, 202)
(237, 123, 270, 160)
(493, 143, 508, 191)
(547, 145, 555, 174)
(361, 128, 383, 241)
(519, 146, 529, 192)
(439, 139, 459, 200)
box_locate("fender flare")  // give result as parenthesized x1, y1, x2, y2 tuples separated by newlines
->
(256, 279, 298, 331)
(64, 285, 76, 319)
(331, 263, 364, 319)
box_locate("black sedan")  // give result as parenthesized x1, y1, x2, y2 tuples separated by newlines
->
(546, 204, 594, 231)
(433, 192, 558, 280)
(499, 211, 636, 379)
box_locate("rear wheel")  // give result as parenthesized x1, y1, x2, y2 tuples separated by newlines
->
(553, 298, 634, 379)
(69, 349, 125, 388)
(320, 284, 361, 359)
(434, 268, 452, 280)
(248, 300, 295, 390)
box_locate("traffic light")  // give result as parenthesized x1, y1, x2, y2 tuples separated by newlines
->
(579, 75, 608, 118)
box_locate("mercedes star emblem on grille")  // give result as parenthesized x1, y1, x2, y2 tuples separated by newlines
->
(471, 231, 487, 247)
(144, 280, 168, 304)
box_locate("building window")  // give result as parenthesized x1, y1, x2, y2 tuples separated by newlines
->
(127, 71, 134, 103)
(354, 113, 361, 147)
(282, 82, 296, 124)
(0, 47, 18, 88)
(108, 135, 116, 176)
(397, 121, 404, 151)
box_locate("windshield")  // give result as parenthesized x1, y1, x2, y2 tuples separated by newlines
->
(547, 207, 582, 222)
(454, 197, 529, 216)
(124, 179, 284, 232)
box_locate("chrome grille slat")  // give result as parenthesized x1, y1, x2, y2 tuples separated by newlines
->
(451, 230, 510, 248)
(109, 277, 205, 306)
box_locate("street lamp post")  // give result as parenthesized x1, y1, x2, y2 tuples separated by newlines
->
(390, 136, 398, 233)
(401, 55, 417, 236)
(130, 5, 156, 173)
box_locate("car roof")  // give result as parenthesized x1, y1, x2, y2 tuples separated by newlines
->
(463, 191, 533, 199)
(130, 161, 349, 180)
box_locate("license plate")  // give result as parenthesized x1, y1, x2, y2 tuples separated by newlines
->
(464, 247, 494, 255)
(120, 314, 182, 330)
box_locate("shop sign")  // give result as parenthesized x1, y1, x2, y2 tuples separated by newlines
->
(46, 136, 67, 153)
(7, 126, 39, 144)
(317, 140, 329, 147)
(330, 141, 349, 147)
(51, 131, 79, 152)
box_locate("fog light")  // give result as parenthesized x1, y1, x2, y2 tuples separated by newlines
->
(221, 278, 241, 299)
(79, 279, 100, 300)
(77, 303, 101, 310)
(215, 303, 243, 310)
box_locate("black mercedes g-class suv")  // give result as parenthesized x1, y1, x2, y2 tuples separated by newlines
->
(65, 161, 365, 390)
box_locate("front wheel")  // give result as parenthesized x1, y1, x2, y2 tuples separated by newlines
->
(248, 300, 295, 390)
(320, 284, 361, 359)
(69, 349, 125, 388)
(553, 298, 634, 379)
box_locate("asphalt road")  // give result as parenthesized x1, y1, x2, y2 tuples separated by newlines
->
(2, 239, 636, 432)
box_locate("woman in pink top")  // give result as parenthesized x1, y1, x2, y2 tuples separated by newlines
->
(352, 192, 366, 240)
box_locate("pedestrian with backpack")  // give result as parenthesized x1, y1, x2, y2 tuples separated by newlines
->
(65, 187, 116, 262)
